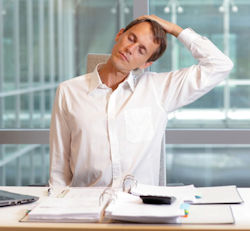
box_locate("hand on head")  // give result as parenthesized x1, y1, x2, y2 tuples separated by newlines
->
(136, 15, 183, 37)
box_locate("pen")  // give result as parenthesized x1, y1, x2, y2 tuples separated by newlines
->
(58, 188, 69, 198)
(19, 209, 31, 222)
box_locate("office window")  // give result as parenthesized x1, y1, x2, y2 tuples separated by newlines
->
(1, 0, 249, 187)
(150, 0, 250, 128)
(166, 145, 250, 187)
(0, 144, 49, 186)
(150, 0, 250, 186)
(0, 0, 133, 185)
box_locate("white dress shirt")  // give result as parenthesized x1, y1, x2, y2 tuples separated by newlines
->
(49, 28, 233, 187)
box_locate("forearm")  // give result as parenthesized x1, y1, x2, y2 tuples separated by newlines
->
(152, 28, 233, 113)
(178, 28, 233, 73)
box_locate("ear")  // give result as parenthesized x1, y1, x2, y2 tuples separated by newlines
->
(115, 28, 125, 42)
(139, 61, 153, 70)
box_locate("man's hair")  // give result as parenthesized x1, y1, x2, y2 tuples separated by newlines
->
(123, 18, 167, 62)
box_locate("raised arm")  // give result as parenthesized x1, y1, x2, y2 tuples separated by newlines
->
(138, 15, 234, 112)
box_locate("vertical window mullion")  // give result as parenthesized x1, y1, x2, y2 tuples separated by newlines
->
(49, 0, 55, 112)
(41, 146, 46, 184)
(16, 156, 21, 186)
(117, 0, 125, 29)
(0, 0, 6, 186)
(39, 0, 45, 128)
(14, 1, 21, 185)
(29, 150, 35, 185)
(223, 0, 230, 122)
(64, 0, 74, 79)
(58, 0, 63, 82)
(0, 0, 3, 94)
(170, 1, 178, 71)
(133, 0, 149, 72)
(133, 0, 148, 19)
(14, 0, 20, 128)
(0, 0, 4, 128)
(27, 0, 34, 128)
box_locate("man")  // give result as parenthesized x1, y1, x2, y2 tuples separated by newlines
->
(49, 15, 233, 187)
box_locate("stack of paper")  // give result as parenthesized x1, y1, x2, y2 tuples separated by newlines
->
(130, 183, 197, 203)
(28, 187, 105, 222)
(24, 184, 240, 224)
(126, 183, 237, 224)
(28, 197, 102, 222)
(105, 191, 185, 223)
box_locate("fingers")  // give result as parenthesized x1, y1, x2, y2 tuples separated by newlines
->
(136, 15, 183, 37)
(136, 15, 169, 32)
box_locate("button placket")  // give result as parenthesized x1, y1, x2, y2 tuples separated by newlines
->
(107, 91, 122, 187)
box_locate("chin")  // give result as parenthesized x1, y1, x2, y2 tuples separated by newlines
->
(111, 58, 129, 72)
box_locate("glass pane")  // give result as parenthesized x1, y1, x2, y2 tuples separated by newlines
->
(0, 0, 133, 186)
(231, 3, 250, 80)
(75, 0, 133, 75)
(231, 85, 250, 109)
(166, 145, 250, 187)
(0, 0, 133, 129)
(0, 144, 49, 186)
(149, 0, 250, 128)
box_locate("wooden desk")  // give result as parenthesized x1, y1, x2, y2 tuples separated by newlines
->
(1, 186, 250, 231)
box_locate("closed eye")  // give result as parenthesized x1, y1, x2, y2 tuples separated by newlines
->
(128, 34, 136, 42)
(139, 46, 146, 55)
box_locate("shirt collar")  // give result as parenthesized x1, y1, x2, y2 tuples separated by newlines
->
(88, 63, 144, 93)
(88, 63, 105, 93)
(123, 71, 135, 92)
(123, 69, 144, 92)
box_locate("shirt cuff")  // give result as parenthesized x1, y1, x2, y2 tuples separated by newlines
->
(177, 28, 201, 49)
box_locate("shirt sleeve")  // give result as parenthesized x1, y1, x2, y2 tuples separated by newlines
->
(151, 28, 234, 113)
(49, 84, 72, 186)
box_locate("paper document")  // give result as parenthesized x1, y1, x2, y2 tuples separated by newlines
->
(105, 191, 185, 223)
(181, 204, 235, 224)
(22, 183, 242, 224)
(27, 187, 106, 222)
(27, 197, 102, 222)
(194, 185, 243, 204)
(63, 187, 105, 198)
(130, 183, 197, 203)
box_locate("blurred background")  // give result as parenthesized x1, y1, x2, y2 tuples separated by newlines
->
(0, 0, 249, 187)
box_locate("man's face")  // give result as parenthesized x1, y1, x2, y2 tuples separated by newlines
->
(110, 22, 159, 74)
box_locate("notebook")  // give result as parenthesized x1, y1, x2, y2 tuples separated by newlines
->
(0, 189, 39, 207)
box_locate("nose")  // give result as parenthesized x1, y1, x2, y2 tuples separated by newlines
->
(125, 43, 137, 55)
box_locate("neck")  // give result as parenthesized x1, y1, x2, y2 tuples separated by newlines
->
(98, 59, 129, 91)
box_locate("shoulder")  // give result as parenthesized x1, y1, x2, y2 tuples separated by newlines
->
(58, 73, 92, 92)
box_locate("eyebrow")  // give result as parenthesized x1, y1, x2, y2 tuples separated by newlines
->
(129, 32, 148, 54)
